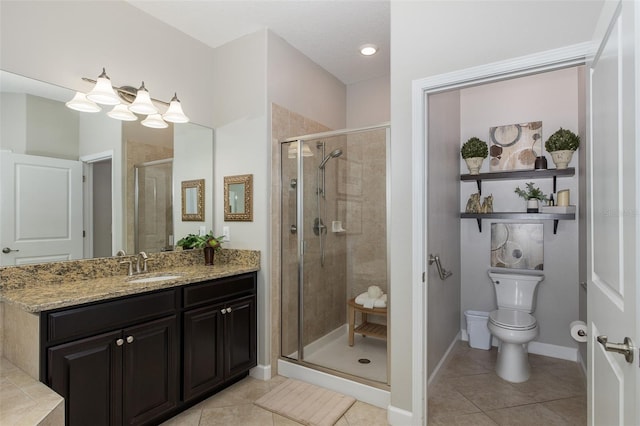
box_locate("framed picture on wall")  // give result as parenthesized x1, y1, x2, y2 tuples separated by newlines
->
(489, 121, 542, 171)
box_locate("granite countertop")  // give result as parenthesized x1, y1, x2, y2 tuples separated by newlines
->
(0, 249, 260, 313)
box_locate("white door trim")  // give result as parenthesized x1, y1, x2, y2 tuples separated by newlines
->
(410, 42, 593, 424)
(80, 150, 115, 256)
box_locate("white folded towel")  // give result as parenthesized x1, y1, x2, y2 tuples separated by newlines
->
(355, 292, 387, 308)
(367, 285, 383, 299)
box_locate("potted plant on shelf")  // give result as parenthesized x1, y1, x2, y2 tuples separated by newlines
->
(515, 182, 548, 213)
(176, 231, 224, 265)
(460, 137, 488, 175)
(545, 128, 580, 169)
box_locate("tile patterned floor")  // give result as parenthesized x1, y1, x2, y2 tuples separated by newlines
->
(428, 342, 587, 425)
(161, 375, 388, 426)
(162, 341, 586, 425)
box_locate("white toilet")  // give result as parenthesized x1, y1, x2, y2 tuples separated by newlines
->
(487, 270, 544, 383)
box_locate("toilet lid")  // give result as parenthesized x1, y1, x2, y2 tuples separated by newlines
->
(489, 309, 537, 330)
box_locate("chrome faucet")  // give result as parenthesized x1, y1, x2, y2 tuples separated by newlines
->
(136, 251, 151, 274)
(116, 249, 127, 256)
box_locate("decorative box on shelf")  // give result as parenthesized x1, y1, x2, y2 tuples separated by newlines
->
(539, 205, 576, 214)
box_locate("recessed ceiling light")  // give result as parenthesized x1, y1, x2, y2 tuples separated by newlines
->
(359, 44, 378, 56)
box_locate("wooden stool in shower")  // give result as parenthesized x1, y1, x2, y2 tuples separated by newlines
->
(347, 297, 387, 346)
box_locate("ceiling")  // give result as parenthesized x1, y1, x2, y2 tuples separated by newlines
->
(127, 0, 390, 86)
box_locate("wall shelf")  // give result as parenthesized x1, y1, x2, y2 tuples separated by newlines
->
(460, 212, 575, 234)
(461, 167, 575, 194)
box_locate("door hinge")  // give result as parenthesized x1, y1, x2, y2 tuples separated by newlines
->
(422, 272, 426, 282)
(83, 230, 86, 237)
(82, 175, 86, 183)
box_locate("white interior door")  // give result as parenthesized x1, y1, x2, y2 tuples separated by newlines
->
(587, 1, 638, 425)
(0, 152, 83, 265)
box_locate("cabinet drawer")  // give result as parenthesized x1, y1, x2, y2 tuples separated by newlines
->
(183, 273, 255, 309)
(46, 290, 176, 343)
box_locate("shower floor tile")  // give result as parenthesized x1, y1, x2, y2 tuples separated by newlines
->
(302, 327, 388, 384)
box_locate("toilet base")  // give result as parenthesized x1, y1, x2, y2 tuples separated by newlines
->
(495, 342, 531, 383)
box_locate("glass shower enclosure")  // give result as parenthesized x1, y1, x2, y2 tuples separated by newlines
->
(280, 125, 390, 385)
(134, 158, 173, 254)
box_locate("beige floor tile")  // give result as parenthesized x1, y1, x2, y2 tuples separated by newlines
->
(160, 406, 202, 426)
(542, 396, 587, 425)
(485, 403, 571, 425)
(343, 401, 388, 426)
(429, 412, 499, 426)
(197, 377, 273, 409)
(200, 403, 274, 426)
(427, 383, 481, 418)
(273, 413, 304, 425)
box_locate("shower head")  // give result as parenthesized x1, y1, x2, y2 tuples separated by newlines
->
(318, 149, 343, 169)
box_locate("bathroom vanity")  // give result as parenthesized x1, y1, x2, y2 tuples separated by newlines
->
(1, 249, 259, 426)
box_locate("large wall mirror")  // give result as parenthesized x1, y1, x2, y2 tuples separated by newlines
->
(224, 174, 253, 222)
(0, 70, 214, 266)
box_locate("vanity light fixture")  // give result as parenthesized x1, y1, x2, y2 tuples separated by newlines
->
(67, 67, 190, 128)
(162, 93, 189, 123)
(359, 44, 378, 56)
(65, 92, 101, 113)
(107, 104, 137, 121)
(141, 113, 169, 129)
(287, 142, 314, 158)
(86, 68, 120, 105)
(129, 82, 158, 115)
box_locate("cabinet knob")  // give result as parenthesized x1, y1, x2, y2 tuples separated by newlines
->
(116, 338, 124, 346)
(220, 309, 227, 314)
(226, 307, 232, 313)
(126, 335, 134, 344)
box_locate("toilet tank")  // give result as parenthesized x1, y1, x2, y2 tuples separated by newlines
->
(488, 271, 544, 313)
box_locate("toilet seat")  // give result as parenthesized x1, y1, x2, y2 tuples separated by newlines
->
(489, 309, 537, 330)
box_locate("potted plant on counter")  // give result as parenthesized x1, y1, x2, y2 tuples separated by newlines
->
(461, 137, 489, 175)
(176, 231, 224, 265)
(514, 182, 548, 213)
(545, 128, 580, 169)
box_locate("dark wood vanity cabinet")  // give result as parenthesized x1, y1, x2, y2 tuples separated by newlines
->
(182, 274, 257, 402)
(44, 291, 178, 426)
(41, 272, 257, 426)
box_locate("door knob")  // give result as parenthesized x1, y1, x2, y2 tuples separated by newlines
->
(596, 335, 634, 363)
(2, 247, 19, 254)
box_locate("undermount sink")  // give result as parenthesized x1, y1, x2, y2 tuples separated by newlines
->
(127, 274, 184, 283)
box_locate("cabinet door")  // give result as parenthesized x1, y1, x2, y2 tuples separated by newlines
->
(183, 303, 225, 401)
(225, 296, 257, 379)
(48, 330, 122, 426)
(122, 315, 178, 426)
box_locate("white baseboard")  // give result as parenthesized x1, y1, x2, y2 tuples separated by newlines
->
(387, 404, 413, 425)
(250, 364, 271, 381)
(528, 341, 578, 361)
(427, 332, 460, 386)
(577, 349, 587, 376)
(462, 328, 579, 362)
(277, 358, 390, 409)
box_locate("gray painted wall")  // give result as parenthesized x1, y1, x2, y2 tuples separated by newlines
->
(459, 68, 581, 350)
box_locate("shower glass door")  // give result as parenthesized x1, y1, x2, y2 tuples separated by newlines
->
(134, 159, 173, 253)
(281, 126, 390, 384)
